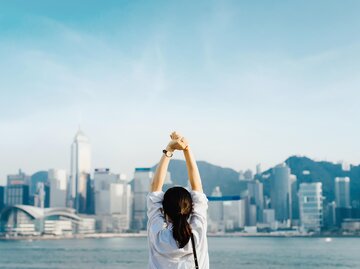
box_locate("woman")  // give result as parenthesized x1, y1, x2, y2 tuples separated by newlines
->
(147, 132, 209, 269)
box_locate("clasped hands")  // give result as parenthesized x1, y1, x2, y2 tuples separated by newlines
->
(166, 131, 189, 152)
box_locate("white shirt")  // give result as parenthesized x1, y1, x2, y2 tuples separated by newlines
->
(147, 191, 209, 269)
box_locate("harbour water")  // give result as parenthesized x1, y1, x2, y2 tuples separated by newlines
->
(0, 237, 359, 269)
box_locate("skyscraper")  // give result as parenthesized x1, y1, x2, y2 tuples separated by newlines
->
(94, 168, 132, 232)
(48, 169, 67, 208)
(6, 170, 30, 206)
(30, 171, 50, 207)
(334, 177, 352, 226)
(271, 163, 292, 223)
(290, 174, 299, 223)
(69, 129, 91, 213)
(247, 180, 264, 222)
(299, 182, 323, 233)
(0, 186, 5, 211)
(132, 168, 153, 230)
(335, 177, 351, 208)
(208, 186, 223, 231)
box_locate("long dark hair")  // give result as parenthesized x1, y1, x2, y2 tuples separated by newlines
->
(162, 186, 193, 248)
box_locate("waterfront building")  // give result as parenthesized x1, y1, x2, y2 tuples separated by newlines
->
(324, 201, 337, 229)
(247, 203, 257, 227)
(0, 205, 91, 236)
(48, 169, 67, 208)
(223, 199, 246, 231)
(30, 171, 49, 206)
(6, 185, 30, 206)
(247, 180, 264, 222)
(341, 219, 360, 232)
(262, 209, 276, 229)
(299, 182, 323, 233)
(208, 186, 223, 232)
(335, 177, 351, 208)
(7, 170, 30, 186)
(290, 174, 299, 224)
(94, 168, 132, 232)
(271, 163, 292, 223)
(44, 220, 73, 236)
(34, 182, 46, 208)
(132, 168, 153, 230)
(69, 129, 91, 213)
(0, 186, 4, 211)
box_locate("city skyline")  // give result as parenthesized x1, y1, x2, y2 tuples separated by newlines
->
(1, 1, 360, 183)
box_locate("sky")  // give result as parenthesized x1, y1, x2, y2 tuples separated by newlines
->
(1, 0, 360, 184)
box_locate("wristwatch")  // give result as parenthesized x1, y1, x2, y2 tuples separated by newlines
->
(163, 149, 173, 158)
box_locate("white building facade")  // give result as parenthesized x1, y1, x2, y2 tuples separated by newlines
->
(132, 168, 153, 230)
(299, 182, 323, 233)
(69, 130, 91, 213)
(48, 169, 67, 208)
(94, 169, 132, 232)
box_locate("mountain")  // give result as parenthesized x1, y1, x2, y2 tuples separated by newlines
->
(152, 156, 360, 204)
(152, 159, 247, 196)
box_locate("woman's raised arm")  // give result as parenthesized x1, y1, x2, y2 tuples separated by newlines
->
(150, 133, 186, 192)
(183, 146, 203, 192)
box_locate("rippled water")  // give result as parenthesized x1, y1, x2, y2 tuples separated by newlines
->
(0, 237, 359, 269)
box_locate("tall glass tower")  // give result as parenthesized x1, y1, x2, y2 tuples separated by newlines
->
(70, 129, 91, 213)
(271, 163, 292, 223)
(335, 177, 351, 208)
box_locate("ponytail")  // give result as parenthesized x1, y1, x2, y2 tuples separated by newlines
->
(172, 214, 192, 248)
(163, 186, 193, 248)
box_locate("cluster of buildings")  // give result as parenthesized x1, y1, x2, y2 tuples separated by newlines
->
(0, 130, 160, 237)
(1, 130, 359, 237)
(208, 163, 360, 234)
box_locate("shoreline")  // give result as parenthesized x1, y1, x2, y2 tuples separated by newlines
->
(1, 232, 359, 241)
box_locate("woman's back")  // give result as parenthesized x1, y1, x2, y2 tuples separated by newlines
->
(147, 132, 209, 268)
(147, 190, 209, 269)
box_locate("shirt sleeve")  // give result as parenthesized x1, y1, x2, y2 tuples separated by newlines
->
(147, 191, 165, 237)
(190, 191, 208, 226)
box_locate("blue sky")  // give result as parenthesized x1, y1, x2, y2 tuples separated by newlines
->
(1, 1, 360, 184)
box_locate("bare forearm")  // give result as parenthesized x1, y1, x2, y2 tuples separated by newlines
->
(151, 154, 171, 192)
(183, 146, 203, 192)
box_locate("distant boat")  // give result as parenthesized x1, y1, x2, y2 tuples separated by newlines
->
(325, 237, 332, 242)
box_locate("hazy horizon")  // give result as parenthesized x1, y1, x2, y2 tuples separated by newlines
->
(1, 1, 360, 184)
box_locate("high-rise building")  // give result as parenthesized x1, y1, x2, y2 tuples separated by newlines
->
(132, 168, 153, 230)
(0, 186, 5, 211)
(48, 169, 67, 208)
(69, 129, 91, 213)
(6, 185, 30, 206)
(335, 177, 351, 208)
(262, 209, 276, 228)
(247, 180, 264, 222)
(6, 170, 31, 206)
(271, 163, 292, 223)
(324, 201, 337, 229)
(290, 174, 299, 223)
(256, 164, 262, 175)
(7, 170, 30, 186)
(94, 168, 132, 232)
(208, 186, 223, 231)
(30, 171, 48, 198)
(299, 182, 323, 233)
(223, 199, 246, 231)
(34, 182, 46, 208)
(30, 171, 50, 207)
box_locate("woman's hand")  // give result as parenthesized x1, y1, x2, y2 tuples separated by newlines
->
(166, 131, 189, 151)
